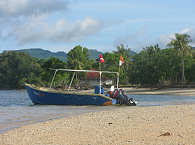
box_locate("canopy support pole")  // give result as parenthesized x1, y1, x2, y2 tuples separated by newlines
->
(50, 70, 58, 88)
(117, 72, 119, 89)
(49, 68, 119, 90)
(68, 72, 76, 91)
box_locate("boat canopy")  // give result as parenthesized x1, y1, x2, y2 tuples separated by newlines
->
(49, 68, 119, 92)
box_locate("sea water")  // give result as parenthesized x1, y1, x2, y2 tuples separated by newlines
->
(1, 90, 195, 133)
(0, 90, 118, 133)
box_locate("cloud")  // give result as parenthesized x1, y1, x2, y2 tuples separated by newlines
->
(158, 33, 175, 48)
(0, 0, 69, 40)
(113, 26, 156, 52)
(159, 28, 195, 47)
(114, 26, 195, 52)
(0, 0, 68, 18)
(8, 16, 104, 44)
(180, 28, 195, 45)
(0, 0, 105, 45)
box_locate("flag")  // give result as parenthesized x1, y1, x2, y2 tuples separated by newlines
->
(119, 56, 124, 66)
(99, 54, 104, 63)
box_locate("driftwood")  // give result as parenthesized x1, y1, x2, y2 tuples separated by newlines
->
(158, 132, 171, 137)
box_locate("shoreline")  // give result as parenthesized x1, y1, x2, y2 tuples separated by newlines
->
(1, 88, 195, 144)
(0, 104, 195, 145)
(124, 87, 195, 96)
(2, 87, 195, 96)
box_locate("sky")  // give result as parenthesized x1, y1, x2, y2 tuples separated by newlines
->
(0, 0, 195, 53)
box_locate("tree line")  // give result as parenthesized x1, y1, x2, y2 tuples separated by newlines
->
(0, 33, 195, 89)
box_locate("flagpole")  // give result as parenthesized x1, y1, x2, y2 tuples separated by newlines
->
(118, 56, 124, 89)
(117, 72, 119, 89)
(99, 62, 101, 71)
(99, 71, 102, 94)
(97, 54, 104, 94)
(118, 60, 120, 89)
(99, 62, 101, 94)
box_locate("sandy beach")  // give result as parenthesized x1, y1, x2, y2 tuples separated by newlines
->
(124, 87, 195, 96)
(0, 88, 195, 145)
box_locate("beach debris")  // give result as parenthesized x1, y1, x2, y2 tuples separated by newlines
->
(158, 132, 171, 137)
(108, 122, 113, 125)
(178, 134, 183, 138)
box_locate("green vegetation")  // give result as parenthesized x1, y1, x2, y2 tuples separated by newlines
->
(16, 48, 105, 61)
(168, 33, 192, 82)
(1, 34, 195, 89)
(0, 51, 42, 89)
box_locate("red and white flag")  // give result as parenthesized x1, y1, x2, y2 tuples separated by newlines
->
(119, 56, 124, 66)
(99, 54, 104, 63)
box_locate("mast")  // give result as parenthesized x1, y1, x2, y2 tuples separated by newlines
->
(99, 71, 102, 94)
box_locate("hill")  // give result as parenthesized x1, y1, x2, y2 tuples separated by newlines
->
(15, 48, 136, 61)
(16, 48, 67, 61)
(16, 48, 104, 61)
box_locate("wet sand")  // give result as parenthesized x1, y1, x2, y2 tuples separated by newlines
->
(125, 87, 195, 96)
(0, 88, 195, 145)
(77, 87, 195, 96)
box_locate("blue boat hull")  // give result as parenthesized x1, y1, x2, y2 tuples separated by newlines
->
(25, 85, 112, 105)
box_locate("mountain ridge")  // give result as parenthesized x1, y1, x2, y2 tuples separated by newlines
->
(10, 48, 136, 61)
(16, 48, 104, 61)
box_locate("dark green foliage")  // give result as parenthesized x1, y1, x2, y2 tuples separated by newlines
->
(101, 52, 120, 81)
(0, 51, 42, 89)
(114, 44, 132, 84)
(66, 45, 93, 86)
(129, 45, 162, 85)
(67, 45, 91, 70)
(129, 44, 195, 86)
(168, 33, 192, 82)
(40, 57, 67, 86)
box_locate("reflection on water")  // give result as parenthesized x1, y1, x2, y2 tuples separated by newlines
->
(0, 90, 195, 133)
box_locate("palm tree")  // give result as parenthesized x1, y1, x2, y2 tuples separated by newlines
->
(67, 45, 91, 87)
(115, 44, 131, 58)
(114, 44, 132, 84)
(168, 33, 192, 82)
(67, 45, 90, 70)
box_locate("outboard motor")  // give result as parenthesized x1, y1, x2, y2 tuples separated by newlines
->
(112, 89, 136, 106)
(121, 89, 137, 106)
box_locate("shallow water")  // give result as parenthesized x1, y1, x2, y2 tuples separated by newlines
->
(0, 90, 117, 133)
(1, 90, 195, 133)
(131, 94, 195, 106)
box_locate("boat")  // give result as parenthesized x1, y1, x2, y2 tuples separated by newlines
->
(25, 69, 136, 106)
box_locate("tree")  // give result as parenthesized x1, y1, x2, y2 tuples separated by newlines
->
(67, 45, 92, 86)
(168, 33, 192, 82)
(67, 45, 91, 70)
(129, 44, 163, 85)
(114, 44, 132, 84)
(101, 52, 119, 79)
(160, 48, 181, 83)
(115, 44, 131, 58)
(40, 57, 67, 86)
(0, 51, 42, 89)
